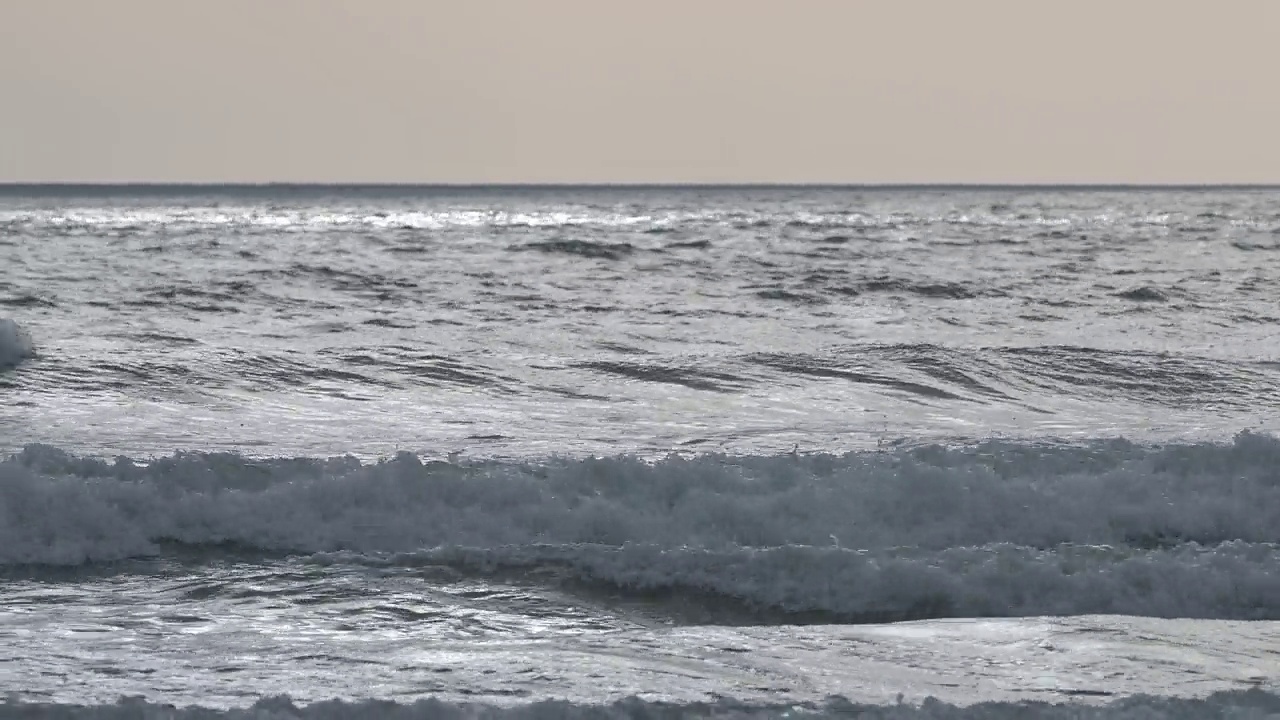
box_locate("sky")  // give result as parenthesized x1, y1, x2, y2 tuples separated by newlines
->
(2, 0, 1278, 184)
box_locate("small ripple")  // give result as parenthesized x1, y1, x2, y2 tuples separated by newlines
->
(0, 294, 57, 308)
(857, 277, 996, 300)
(754, 289, 826, 305)
(664, 239, 712, 249)
(362, 317, 416, 329)
(1114, 286, 1169, 302)
(512, 239, 636, 260)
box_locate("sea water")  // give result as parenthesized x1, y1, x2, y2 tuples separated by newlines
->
(1, 186, 1278, 717)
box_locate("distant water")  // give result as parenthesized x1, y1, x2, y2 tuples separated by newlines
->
(1, 186, 1278, 718)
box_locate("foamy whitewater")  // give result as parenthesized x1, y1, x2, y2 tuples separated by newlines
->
(1, 186, 1278, 718)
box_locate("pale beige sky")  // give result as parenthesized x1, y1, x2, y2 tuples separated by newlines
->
(2, 0, 1278, 184)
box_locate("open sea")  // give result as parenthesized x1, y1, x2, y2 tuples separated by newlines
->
(2, 186, 1279, 718)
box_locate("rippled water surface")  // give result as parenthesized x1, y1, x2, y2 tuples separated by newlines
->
(3, 186, 1279, 457)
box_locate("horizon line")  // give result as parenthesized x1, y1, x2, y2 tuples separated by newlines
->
(3, 181, 1280, 192)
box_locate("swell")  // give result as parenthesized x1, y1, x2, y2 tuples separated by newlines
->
(747, 343, 1280, 408)
(13, 338, 1280, 417)
(995, 345, 1280, 408)
(16, 347, 513, 396)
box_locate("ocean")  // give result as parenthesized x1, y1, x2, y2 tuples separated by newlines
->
(1, 186, 1278, 718)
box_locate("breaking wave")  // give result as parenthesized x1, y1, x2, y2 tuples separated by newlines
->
(348, 540, 1280, 624)
(2, 690, 1278, 719)
(4, 434, 1280, 621)
(0, 318, 34, 369)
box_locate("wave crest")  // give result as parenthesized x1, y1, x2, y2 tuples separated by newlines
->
(0, 318, 34, 369)
(4, 434, 1280, 620)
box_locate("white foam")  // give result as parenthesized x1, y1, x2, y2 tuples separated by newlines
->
(4, 434, 1280, 618)
(1, 691, 1278, 719)
(0, 206, 732, 232)
(0, 318, 34, 369)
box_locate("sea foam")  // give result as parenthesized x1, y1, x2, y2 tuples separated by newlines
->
(3, 434, 1279, 620)
(2, 690, 1279, 720)
(0, 318, 34, 369)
